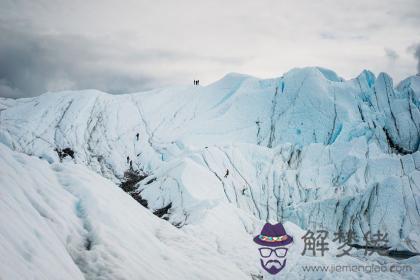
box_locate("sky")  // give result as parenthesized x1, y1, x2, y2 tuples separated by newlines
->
(0, 0, 419, 98)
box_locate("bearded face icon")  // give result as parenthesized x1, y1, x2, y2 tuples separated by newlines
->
(253, 223, 293, 275)
(258, 247, 288, 274)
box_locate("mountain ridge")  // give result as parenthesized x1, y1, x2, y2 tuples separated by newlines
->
(1, 66, 419, 254)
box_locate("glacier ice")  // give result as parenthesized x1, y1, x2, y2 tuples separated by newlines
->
(1, 67, 420, 279)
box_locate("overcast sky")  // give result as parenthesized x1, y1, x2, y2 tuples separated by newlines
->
(0, 0, 419, 98)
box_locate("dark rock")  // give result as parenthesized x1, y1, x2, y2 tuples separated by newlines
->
(120, 169, 148, 193)
(153, 203, 172, 218)
(145, 177, 157, 185)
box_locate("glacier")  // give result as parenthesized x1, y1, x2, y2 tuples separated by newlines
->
(1, 67, 420, 279)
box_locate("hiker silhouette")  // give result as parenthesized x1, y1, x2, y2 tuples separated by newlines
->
(136, 133, 139, 141)
(224, 169, 229, 178)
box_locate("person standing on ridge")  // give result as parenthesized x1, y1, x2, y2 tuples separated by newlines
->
(127, 156, 130, 163)
(136, 133, 139, 141)
(224, 169, 229, 178)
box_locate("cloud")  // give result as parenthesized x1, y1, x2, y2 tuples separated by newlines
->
(1, 0, 419, 98)
(0, 26, 158, 98)
(384, 48, 399, 61)
(319, 32, 337, 40)
(0, 80, 25, 99)
(408, 43, 420, 73)
(0, 22, 248, 98)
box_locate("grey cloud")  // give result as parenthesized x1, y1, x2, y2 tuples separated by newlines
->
(0, 22, 248, 98)
(0, 26, 159, 98)
(320, 32, 337, 40)
(0, 80, 25, 99)
(407, 43, 420, 73)
(319, 32, 367, 41)
(125, 49, 247, 65)
(384, 48, 399, 61)
(1, 0, 419, 98)
(413, 44, 420, 73)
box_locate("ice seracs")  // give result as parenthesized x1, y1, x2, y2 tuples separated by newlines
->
(1, 67, 419, 279)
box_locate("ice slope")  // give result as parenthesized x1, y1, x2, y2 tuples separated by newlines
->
(1, 144, 419, 280)
(1, 67, 420, 278)
(139, 141, 420, 252)
(0, 143, 250, 280)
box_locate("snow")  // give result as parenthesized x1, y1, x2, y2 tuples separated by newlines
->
(1, 144, 419, 279)
(0, 144, 248, 280)
(1, 67, 420, 279)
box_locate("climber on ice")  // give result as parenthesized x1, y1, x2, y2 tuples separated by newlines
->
(224, 169, 229, 178)
(136, 133, 139, 141)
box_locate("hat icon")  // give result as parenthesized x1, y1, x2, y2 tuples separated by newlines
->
(253, 223, 293, 247)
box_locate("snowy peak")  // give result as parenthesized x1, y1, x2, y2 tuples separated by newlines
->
(314, 67, 344, 82)
(1, 67, 419, 178)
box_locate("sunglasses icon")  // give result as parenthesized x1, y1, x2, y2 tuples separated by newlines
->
(259, 247, 288, 258)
